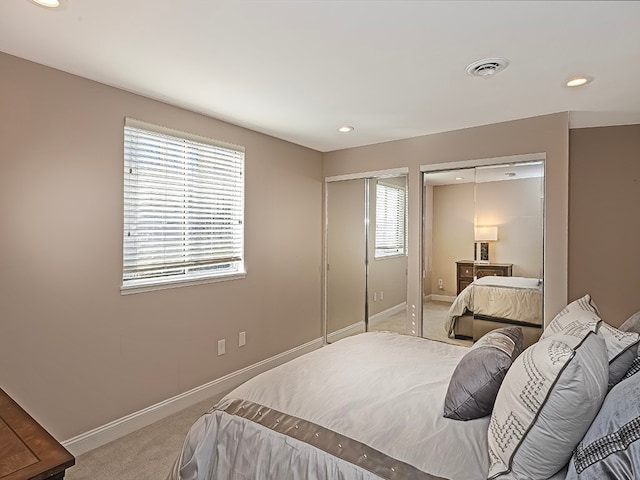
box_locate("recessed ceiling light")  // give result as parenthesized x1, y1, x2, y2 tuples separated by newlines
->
(337, 126, 354, 133)
(566, 76, 592, 87)
(30, 0, 60, 7)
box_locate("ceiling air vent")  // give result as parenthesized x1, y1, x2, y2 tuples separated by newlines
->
(465, 58, 510, 78)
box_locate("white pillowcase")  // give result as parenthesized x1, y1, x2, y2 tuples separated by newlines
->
(597, 322, 639, 388)
(488, 323, 608, 479)
(542, 293, 638, 389)
(541, 293, 600, 339)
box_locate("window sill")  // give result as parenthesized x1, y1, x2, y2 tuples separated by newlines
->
(120, 271, 247, 295)
(374, 253, 406, 261)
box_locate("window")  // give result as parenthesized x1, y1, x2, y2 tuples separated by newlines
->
(122, 118, 245, 291)
(375, 181, 406, 258)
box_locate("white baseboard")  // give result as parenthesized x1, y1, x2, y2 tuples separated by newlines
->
(62, 336, 324, 456)
(368, 302, 406, 326)
(327, 322, 365, 343)
(425, 294, 455, 303)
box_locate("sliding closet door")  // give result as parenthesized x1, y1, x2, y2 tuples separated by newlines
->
(326, 179, 366, 342)
(472, 162, 545, 344)
(422, 159, 545, 346)
(422, 168, 476, 345)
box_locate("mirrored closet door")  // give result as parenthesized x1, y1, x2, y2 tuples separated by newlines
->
(422, 159, 544, 347)
(326, 179, 367, 342)
(325, 174, 409, 343)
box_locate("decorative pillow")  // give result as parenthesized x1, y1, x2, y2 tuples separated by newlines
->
(541, 294, 633, 388)
(622, 356, 640, 381)
(443, 327, 524, 421)
(565, 372, 640, 479)
(619, 310, 640, 334)
(598, 322, 640, 389)
(541, 293, 601, 339)
(487, 324, 608, 479)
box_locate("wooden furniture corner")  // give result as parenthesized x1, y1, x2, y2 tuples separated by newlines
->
(456, 260, 513, 295)
(0, 388, 74, 480)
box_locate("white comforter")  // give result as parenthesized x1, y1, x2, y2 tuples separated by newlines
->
(170, 332, 491, 480)
(446, 276, 543, 336)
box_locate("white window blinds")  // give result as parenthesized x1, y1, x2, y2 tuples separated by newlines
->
(375, 182, 406, 258)
(123, 119, 245, 289)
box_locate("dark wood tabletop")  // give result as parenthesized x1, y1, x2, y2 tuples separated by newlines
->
(0, 388, 74, 480)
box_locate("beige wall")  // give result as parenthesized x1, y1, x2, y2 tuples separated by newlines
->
(476, 177, 544, 278)
(432, 183, 475, 297)
(368, 255, 407, 316)
(569, 124, 640, 326)
(323, 112, 570, 327)
(0, 53, 323, 440)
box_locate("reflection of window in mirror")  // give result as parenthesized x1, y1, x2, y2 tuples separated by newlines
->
(375, 180, 406, 259)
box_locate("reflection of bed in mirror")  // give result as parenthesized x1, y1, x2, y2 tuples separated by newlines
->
(445, 276, 543, 347)
(422, 157, 545, 348)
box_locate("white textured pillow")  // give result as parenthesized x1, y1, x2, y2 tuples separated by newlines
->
(541, 294, 635, 388)
(487, 324, 608, 479)
(598, 322, 640, 388)
(541, 293, 600, 339)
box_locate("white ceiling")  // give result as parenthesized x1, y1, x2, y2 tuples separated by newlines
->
(1, 0, 639, 152)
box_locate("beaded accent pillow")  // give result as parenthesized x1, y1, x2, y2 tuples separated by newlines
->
(487, 319, 608, 479)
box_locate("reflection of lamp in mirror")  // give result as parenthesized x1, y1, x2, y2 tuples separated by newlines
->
(474, 226, 498, 263)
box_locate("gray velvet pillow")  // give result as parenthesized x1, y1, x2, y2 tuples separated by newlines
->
(622, 356, 640, 381)
(443, 327, 523, 421)
(566, 372, 640, 479)
(620, 310, 640, 334)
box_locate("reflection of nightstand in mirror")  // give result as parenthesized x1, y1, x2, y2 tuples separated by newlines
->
(456, 260, 513, 295)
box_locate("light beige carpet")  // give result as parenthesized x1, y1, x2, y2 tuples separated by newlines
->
(368, 309, 410, 334)
(423, 300, 472, 347)
(66, 390, 229, 480)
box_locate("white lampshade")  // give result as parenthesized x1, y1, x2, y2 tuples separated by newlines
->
(474, 226, 498, 242)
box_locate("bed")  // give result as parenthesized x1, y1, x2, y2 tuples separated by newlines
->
(168, 331, 571, 480)
(445, 276, 543, 345)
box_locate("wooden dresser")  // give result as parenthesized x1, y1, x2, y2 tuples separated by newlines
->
(456, 260, 513, 294)
(0, 388, 74, 480)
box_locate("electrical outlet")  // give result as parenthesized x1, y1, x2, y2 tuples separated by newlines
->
(217, 339, 226, 356)
(373, 292, 377, 302)
(239, 331, 246, 347)
(380, 291, 384, 300)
